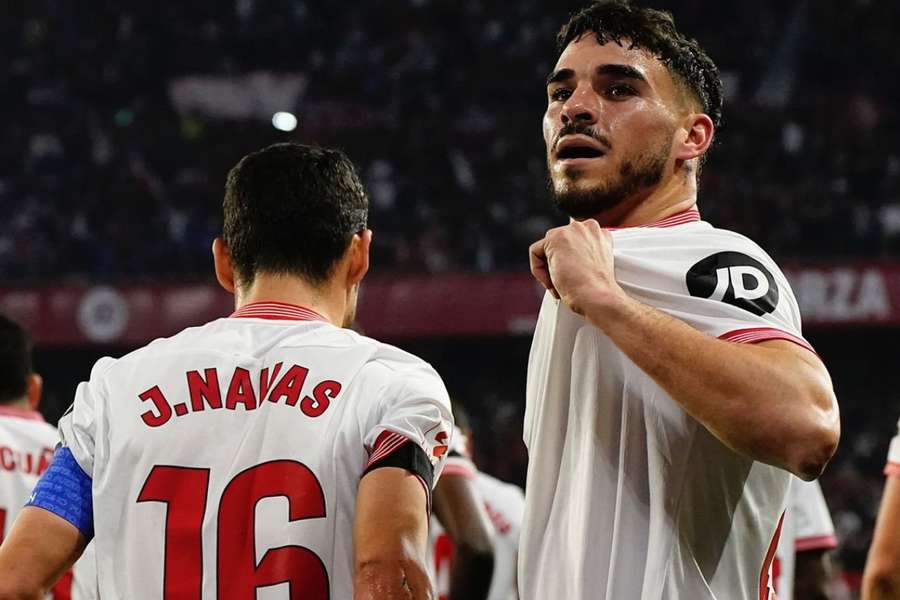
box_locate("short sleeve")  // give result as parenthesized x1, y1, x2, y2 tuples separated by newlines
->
(58, 357, 115, 477)
(362, 361, 454, 492)
(616, 227, 815, 354)
(886, 417, 900, 477)
(790, 479, 837, 551)
(442, 426, 478, 479)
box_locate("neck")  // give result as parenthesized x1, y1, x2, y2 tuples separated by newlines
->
(588, 169, 698, 228)
(235, 273, 345, 326)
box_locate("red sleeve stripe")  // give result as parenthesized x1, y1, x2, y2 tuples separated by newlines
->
(795, 534, 838, 552)
(759, 512, 785, 600)
(719, 327, 815, 354)
(366, 432, 413, 469)
(885, 462, 900, 477)
(442, 463, 477, 479)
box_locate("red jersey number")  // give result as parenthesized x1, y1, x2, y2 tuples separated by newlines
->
(138, 461, 329, 599)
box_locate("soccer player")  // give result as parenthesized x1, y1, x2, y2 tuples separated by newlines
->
(0, 315, 96, 600)
(522, 2, 840, 599)
(774, 479, 838, 600)
(863, 417, 900, 599)
(0, 143, 454, 600)
(430, 405, 498, 600)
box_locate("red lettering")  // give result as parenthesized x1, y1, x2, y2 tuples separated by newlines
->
(24, 451, 33, 475)
(186, 368, 222, 412)
(140, 386, 173, 427)
(301, 380, 340, 418)
(267, 365, 309, 407)
(259, 362, 283, 403)
(226, 368, 257, 411)
(37, 449, 53, 476)
(0, 448, 14, 471)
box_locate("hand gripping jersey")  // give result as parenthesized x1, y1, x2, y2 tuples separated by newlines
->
(773, 479, 837, 600)
(521, 208, 815, 600)
(430, 429, 524, 600)
(886, 416, 900, 477)
(0, 406, 95, 599)
(55, 302, 453, 599)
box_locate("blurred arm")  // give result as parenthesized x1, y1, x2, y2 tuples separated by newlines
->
(432, 473, 495, 600)
(793, 548, 835, 600)
(863, 475, 900, 600)
(354, 467, 433, 600)
(0, 507, 86, 600)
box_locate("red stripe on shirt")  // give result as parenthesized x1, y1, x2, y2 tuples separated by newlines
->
(230, 301, 325, 322)
(719, 327, 816, 354)
(0, 406, 45, 421)
(795, 534, 838, 552)
(760, 512, 786, 600)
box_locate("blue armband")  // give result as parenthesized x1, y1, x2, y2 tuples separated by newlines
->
(27, 447, 94, 539)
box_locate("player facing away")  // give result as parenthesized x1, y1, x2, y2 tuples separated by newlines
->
(521, 2, 840, 599)
(431, 406, 523, 600)
(774, 479, 839, 600)
(429, 404, 495, 600)
(0, 315, 96, 600)
(0, 144, 454, 600)
(863, 416, 900, 599)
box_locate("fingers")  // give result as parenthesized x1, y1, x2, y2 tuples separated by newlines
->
(529, 238, 559, 299)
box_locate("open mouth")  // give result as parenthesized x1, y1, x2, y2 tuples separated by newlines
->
(557, 145, 605, 160)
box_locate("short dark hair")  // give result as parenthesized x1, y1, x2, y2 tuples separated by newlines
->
(558, 0, 723, 130)
(0, 315, 33, 405)
(223, 143, 369, 286)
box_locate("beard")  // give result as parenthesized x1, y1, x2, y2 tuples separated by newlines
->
(549, 136, 671, 220)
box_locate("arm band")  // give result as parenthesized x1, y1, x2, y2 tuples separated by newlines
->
(27, 447, 94, 539)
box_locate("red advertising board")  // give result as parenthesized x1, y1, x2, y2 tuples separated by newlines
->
(2, 265, 899, 345)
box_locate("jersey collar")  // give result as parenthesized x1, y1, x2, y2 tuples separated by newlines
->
(607, 206, 701, 230)
(230, 301, 326, 322)
(0, 405, 45, 422)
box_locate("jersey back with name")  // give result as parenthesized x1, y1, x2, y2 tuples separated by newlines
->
(0, 407, 56, 542)
(58, 304, 452, 600)
(521, 212, 812, 600)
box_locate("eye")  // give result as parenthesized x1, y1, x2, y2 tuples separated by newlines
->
(550, 87, 572, 102)
(606, 84, 637, 99)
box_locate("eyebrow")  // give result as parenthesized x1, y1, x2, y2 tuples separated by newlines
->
(546, 63, 649, 87)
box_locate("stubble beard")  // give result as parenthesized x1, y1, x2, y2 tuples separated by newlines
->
(549, 137, 672, 220)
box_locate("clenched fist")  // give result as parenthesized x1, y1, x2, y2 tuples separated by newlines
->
(529, 219, 628, 318)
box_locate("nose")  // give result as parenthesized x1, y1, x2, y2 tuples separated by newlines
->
(560, 84, 600, 126)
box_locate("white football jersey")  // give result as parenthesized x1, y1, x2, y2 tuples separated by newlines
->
(521, 208, 814, 600)
(58, 302, 453, 600)
(887, 416, 900, 477)
(774, 479, 836, 600)
(0, 406, 96, 599)
(431, 469, 524, 600)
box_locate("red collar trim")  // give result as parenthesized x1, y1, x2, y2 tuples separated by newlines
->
(608, 206, 701, 230)
(230, 301, 326, 322)
(0, 405, 45, 422)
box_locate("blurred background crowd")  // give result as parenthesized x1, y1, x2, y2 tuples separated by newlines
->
(2, 0, 897, 593)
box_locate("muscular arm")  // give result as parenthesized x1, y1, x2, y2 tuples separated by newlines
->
(530, 220, 840, 480)
(863, 475, 900, 599)
(794, 548, 835, 600)
(354, 467, 433, 600)
(432, 474, 495, 600)
(0, 507, 86, 600)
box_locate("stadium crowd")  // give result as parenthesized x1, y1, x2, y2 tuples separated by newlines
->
(3, 0, 899, 592)
(2, 0, 899, 281)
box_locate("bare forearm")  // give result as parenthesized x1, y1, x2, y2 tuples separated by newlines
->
(584, 295, 839, 478)
(864, 477, 900, 600)
(448, 546, 494, 600)
(354, 561, 433, 600)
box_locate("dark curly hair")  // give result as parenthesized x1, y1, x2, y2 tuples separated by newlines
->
(0, 315, 32, 405)
(558, 0, 723, 131)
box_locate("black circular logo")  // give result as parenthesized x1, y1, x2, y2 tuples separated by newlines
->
(686, 252, 779, 316)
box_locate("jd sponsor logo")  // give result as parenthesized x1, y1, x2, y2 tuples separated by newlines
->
(686, 252, 779, 316)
